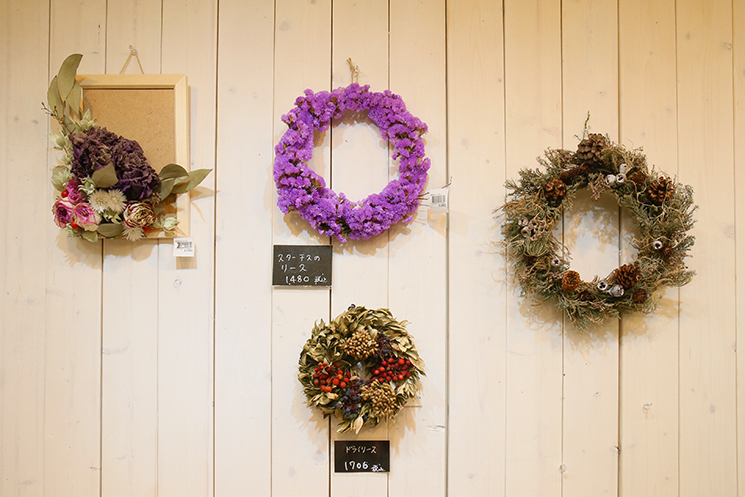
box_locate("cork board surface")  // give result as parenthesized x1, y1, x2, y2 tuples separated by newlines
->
(83, 88, 176, 173)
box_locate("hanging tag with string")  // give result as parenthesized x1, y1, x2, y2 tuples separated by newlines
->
(424, 178, 451, 214)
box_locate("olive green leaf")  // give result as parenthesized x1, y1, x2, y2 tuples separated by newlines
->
(47, 77, 64, 115)
(97, 223, 124, 238)
(169, 176, 192, 195)
(183, 168, 212, 192)
(159, 177, 176, 198)
(57, 53, 83, 102)
(81, 230, 99, 243)
(159, 163, 189, 180)
(91, 163, 118, 188)
(66, 81, 83, 120)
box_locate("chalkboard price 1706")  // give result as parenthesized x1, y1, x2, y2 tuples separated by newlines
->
(334, 441, 390, 473)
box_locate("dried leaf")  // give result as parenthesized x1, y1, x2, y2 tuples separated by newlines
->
(159, 177, 175, 198)
(57, 53, 83, 102)
(91, 163, 118, 188)
(47, 77, 63, 115)
(159, 163, 189, 180)
(183, 168, 212, 192)
(97, 223, 124, 238)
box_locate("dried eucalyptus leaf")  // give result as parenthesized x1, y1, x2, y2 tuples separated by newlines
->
(66, 81, 83, 120)
(91, 163, 118, 188)
(160, 177, 176, 198)
(183, 168, 212, 192)
(159, 163, 189, 180)
(57, 53, 83, 101)
(81, 230, 99, 243)
(97, 223, 124, 238)
(47, 77, 63, 115)
(170, 176, 192, 195)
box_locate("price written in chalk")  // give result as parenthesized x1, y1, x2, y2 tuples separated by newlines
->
(272, 245, 332, 287)
(334, 441, 390, 473)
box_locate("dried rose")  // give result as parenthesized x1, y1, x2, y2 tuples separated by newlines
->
(52, 198, 75, 227)
(72, 203, 101, 231)
(123, 202, 156, 229)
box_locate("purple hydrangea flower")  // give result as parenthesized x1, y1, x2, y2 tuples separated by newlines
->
(70, 126, 161, 201)
(274, 83, 430, 242)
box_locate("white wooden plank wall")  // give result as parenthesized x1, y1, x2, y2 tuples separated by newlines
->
(1, 1, 743, 496)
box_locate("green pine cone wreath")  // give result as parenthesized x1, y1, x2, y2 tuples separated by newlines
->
(298, 305, 425, 434)
(499, 131, 696, 330)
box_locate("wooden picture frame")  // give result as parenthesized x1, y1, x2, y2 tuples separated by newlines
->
(75, 74, 191, 237)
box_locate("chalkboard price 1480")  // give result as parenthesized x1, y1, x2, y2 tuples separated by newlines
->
(272, 245, 332, 287)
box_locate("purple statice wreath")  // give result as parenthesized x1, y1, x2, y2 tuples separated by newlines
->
(274, 83, 430, 242)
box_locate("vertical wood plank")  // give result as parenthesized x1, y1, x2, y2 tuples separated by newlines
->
(329, 1, 390, 495)
(100, 5, 163, 496)
(503, 0, 564, 496)
(100, 242, 160, 497)
(617, 0, 680, 495)
(561, 1, 620, 496)
(0, 1, 50, 496)
(214, 1, 274, 496)
(105, 0, 162, 74)
(158, 1, 217, 496)
(447, 1, 508, 495)
(676, 0, 738, 495)
(45, 2, 107, 496)
(388, 1, 447, 495)
(272, 1, 332, 495)
(736, 0, 745, 494)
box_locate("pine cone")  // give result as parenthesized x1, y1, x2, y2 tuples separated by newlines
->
(632, 289, 648, 304)
(561, 270, 582, 293)
(544, 178, 567, 202)
(559, 164, 590, 183)
(578, 290, 594, 302)
(629, 171, 647, 188)
(661, 245, 675, 258)
(648, 176, 675, 205)
(614, 262, 641, 289)
(575, 133, 607, 164)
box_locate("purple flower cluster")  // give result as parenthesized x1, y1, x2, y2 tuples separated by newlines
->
(274, 83, 430, 242)
(71, 127, 161, 200)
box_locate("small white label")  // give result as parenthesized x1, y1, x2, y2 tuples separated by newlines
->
(173, 237, 195, 257)
(427, 188, 449, 213)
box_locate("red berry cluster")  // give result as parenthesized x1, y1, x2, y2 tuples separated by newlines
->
(372, 357, 413, 383)
(313, 362, 352, 393)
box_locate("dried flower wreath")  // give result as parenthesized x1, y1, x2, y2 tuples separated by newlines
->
(499, 130, 696, 329)
(274, 83, 429, 242)
(298, 305, 425, 434)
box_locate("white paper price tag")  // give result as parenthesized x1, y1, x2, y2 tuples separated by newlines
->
(427, 188, 449, 213)
(173, 237, 195, 257)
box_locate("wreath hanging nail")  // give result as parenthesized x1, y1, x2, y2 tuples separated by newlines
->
(499, 129, 696, 329)
(45, 54, 210, 242)
(274, 83, 430, 243)
(298, 305, 425, 434)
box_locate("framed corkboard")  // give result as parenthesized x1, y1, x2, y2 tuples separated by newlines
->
(76, 74, 191, 237)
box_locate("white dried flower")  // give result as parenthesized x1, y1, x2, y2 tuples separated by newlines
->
(606, 174, 617, 185)
(609, 285, 625, 297)
(653, 240, 663, 250)
(619, 163, 628, 174)
(88, 190, 109, 213)
(616, 173, 626, 184)
(597, 280, 609, 291)
(123, 226, 145, 241)
(104, 190, 127, 213)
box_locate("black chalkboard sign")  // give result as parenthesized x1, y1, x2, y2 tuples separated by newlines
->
(334, 440, 390, 473)
(272, 245, 332, 287)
